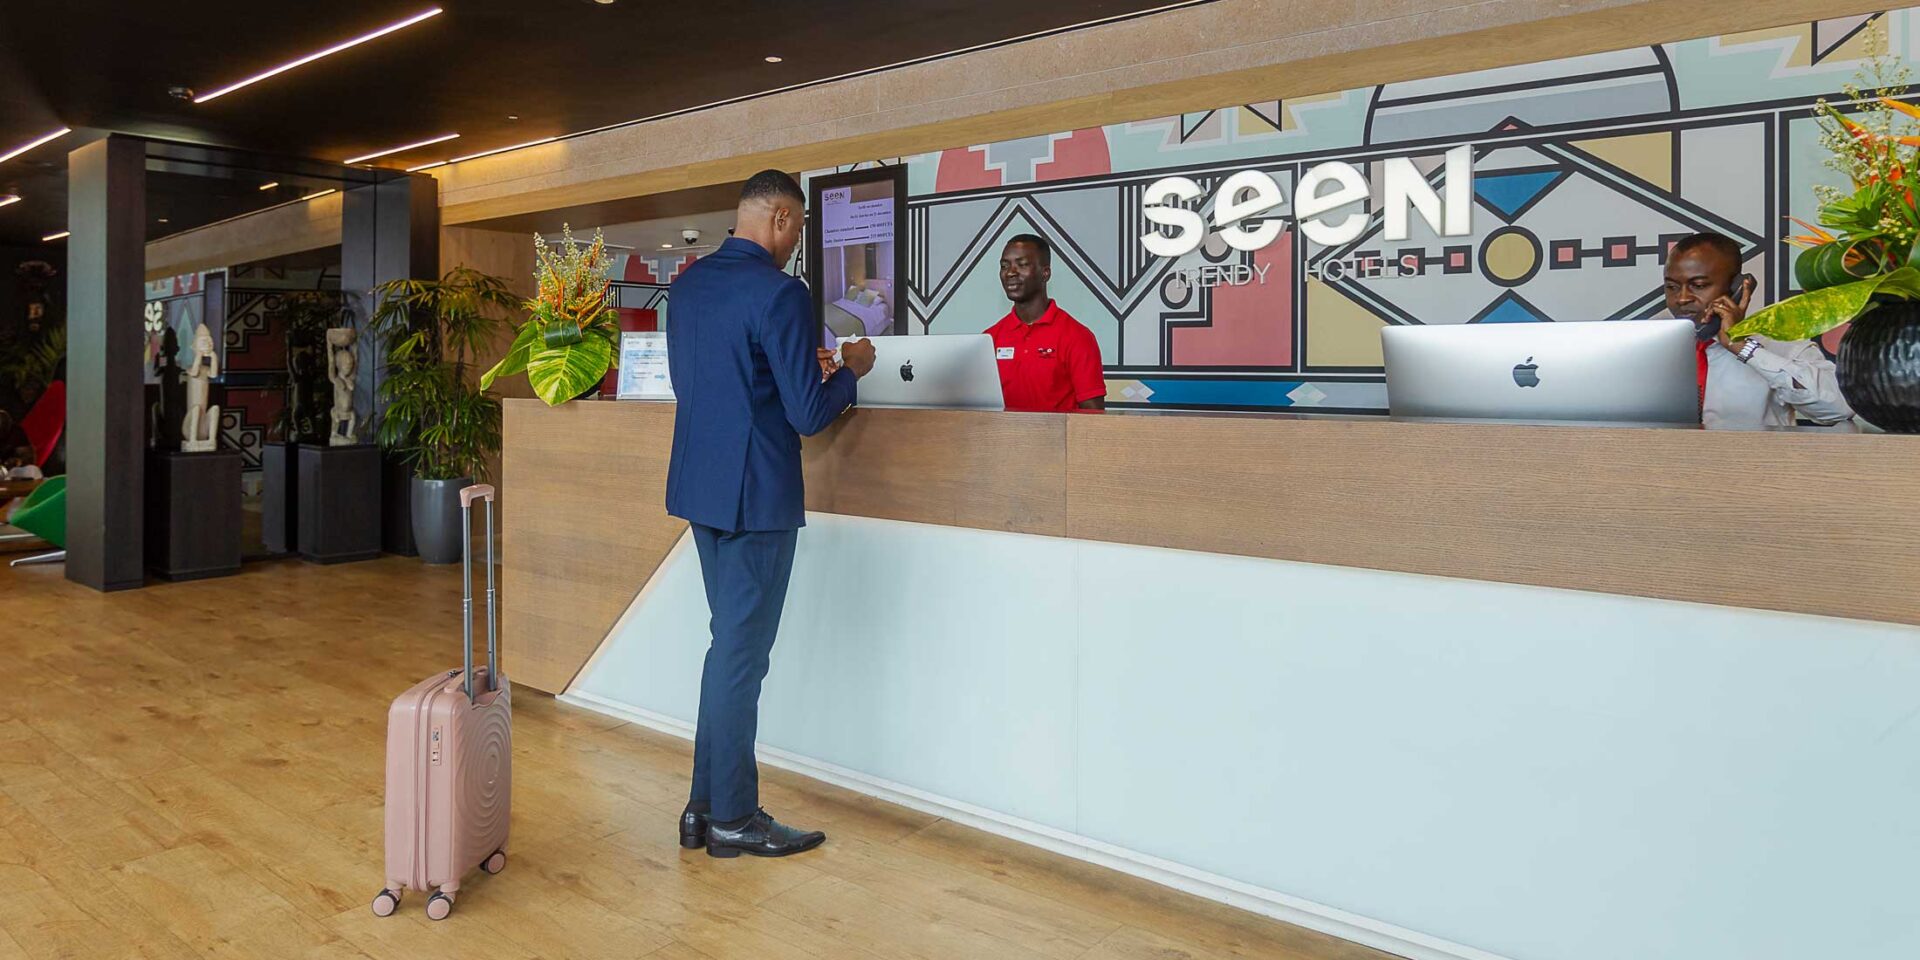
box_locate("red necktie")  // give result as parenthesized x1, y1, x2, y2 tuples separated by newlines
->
(1695, 339, 1710, 412)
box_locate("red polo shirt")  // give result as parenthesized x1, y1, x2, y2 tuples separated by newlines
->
(984, 301, 1106, 412)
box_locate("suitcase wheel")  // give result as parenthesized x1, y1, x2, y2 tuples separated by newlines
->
(426, 891, 454, 921)
(481, 850, 506, 875)
(370, 889, 400, 918)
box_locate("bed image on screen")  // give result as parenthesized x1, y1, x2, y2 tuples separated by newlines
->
(818, 178, 897, 346)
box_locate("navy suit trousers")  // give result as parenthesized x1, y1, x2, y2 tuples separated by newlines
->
(687, 523, 799, 822)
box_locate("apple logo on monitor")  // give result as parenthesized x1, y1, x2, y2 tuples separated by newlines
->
(1512, 356, 1540, 388)
(900, 360, 914, 383)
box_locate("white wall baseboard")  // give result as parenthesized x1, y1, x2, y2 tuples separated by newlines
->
(558, 689, 1515, 960)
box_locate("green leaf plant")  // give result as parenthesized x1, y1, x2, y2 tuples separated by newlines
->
(1733, 31, 1920, 342)
(480, 226, 620, 406)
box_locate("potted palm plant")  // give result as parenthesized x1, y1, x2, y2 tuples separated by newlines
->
(369, 267, 516, 563)
(481, 226, 620, 405)
(1729, 41, 1920, 432)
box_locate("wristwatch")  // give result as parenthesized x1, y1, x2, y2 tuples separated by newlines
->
(1735, 338, 1762, 363)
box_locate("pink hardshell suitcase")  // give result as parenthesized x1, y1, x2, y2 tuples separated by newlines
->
(371, 484, 512, 921)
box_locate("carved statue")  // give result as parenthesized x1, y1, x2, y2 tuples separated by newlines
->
(180, 322, 220, 452)
(151, 326, 185, 450)
(327, 327, 359, 446)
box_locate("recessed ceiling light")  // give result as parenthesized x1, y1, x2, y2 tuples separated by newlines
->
(764, 56, 783, 63)
(0, 195, 19, 208)
(592, 0, 617, 5)
(41, 230, 68, 242)
(193, 7, 444, 104)
(405, 160, 447, 172)
(157, 217, 170, 223)
(344, 132, 459, 165)
(0, 128, 71, 164)
(258, 181, 279, 191)
(300, 189, 337, 202)
(506, 115, 519, 121)
(660, 243, 672, 249)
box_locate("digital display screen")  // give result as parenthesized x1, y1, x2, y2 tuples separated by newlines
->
(809, 167, 907, 347)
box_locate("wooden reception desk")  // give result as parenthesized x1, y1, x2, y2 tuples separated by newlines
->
(500, 398, 1920, 694)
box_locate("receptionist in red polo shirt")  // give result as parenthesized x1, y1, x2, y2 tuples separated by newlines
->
(985, 234, 1106, 412)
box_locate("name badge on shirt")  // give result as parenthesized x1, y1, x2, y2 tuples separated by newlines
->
(996, 347, 1015, 360)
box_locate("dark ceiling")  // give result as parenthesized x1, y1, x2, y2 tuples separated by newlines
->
(0, 0, 1203, 247)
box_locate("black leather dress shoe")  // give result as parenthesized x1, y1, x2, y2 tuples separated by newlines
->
(680, 805, 708, 849)
(706, 809, 826, 859)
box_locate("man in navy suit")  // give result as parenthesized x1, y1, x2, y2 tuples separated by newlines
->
(667, 170, 876, 858)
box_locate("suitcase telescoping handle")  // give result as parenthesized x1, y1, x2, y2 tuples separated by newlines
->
(460, 484, 499, 702)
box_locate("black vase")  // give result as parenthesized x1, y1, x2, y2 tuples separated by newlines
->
(1837, 301, 1920, 433)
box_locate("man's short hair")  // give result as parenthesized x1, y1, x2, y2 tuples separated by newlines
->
(1006, 233, 1051, 266)
(1671, 232, 1741, 269)
(740, 169, 804, 206)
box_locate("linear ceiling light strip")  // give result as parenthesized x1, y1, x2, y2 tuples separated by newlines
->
(344, 132, 460, 164)
(194, 7, 443, 104)
(0, 128, 71, 164)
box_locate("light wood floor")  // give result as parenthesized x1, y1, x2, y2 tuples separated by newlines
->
(1, 552, 1396, 960)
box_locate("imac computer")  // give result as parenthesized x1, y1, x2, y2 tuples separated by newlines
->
(844, 334, 1005, 411)
(1381, 319, 1698, 424)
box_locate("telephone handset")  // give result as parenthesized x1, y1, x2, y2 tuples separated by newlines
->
(1695, 273, 1757, 342)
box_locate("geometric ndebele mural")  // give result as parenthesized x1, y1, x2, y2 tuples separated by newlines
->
(807, 11, 1896, 412)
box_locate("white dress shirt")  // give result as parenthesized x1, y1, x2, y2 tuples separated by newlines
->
(1701, 335, 1855, 430)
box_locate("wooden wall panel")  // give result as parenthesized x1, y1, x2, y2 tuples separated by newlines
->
(802, 408, 1068, 536)
(1065, 415, 1920, 627)
(441, 224, 536, 405)
(501, 400, 686, 693)
(444, 225, 538, 507)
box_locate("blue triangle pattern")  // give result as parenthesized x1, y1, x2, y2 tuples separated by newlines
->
(1478, 296, 1549, 324)
(1474, 171, 1563, 219)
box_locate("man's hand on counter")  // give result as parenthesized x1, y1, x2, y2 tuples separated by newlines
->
(840, 338, 877, 379)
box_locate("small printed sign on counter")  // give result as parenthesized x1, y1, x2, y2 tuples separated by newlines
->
(617, 331, 674, 401)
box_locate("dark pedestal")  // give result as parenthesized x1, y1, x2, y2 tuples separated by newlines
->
(261, 441, 298, 555)
(145, 450, 243, 582)
(381, 450, 417, 557)
(297, 443, 382, 564)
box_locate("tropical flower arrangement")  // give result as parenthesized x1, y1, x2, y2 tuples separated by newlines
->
(481, 226, 620, 405)
(1731, 38, 1920, 342)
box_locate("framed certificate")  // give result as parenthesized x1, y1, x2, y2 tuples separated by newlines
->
(616, 331, 674, 400)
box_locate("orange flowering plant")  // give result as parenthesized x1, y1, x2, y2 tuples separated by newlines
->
(1732, 38, 1920, 342)
(481, 225, 621, 405)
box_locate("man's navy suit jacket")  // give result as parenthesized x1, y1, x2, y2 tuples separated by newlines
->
(665, 237, 857, 532)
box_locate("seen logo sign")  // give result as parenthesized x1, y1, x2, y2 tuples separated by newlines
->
(1139, 145, 1474, 258)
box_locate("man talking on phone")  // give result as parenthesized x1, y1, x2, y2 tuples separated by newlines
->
(1660, 232, 1853, 430)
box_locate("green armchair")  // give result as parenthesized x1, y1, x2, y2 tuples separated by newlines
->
(4, 474, 66, 567)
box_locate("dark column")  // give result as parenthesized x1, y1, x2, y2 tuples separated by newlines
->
(341, 174, 439, 555)
(65, 136, 147, 591)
